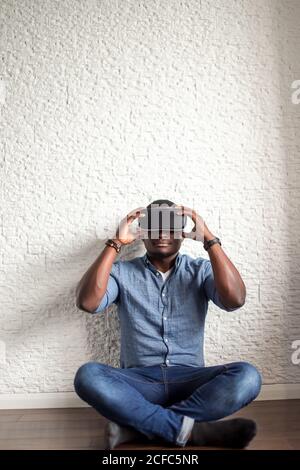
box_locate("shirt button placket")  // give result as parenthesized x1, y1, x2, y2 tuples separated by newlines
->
(162, 286, 169, 365)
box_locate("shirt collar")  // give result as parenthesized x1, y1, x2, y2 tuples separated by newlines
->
(143, 251, 182, 274)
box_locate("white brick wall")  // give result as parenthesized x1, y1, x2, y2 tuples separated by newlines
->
(0, 0, 299, 395)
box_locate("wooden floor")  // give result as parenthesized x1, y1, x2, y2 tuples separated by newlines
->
(0, 400, 299, 450)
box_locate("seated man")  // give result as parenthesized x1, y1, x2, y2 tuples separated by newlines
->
(74, 199, 261, 449)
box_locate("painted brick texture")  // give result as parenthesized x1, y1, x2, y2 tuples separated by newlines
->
(0, 0, 299, 393)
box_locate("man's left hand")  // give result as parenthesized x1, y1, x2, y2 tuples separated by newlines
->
(175, 205, 214, 243)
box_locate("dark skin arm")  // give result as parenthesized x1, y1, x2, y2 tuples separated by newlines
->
(75, 244, 119, 313)
(76, 207, 145, 312)
(176, 205, 246, 309)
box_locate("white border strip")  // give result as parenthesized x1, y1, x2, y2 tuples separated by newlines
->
(0, 384, 299, 409)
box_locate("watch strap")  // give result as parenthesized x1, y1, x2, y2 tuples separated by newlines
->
(105, 238, 123, 253)
(203, 237, 221, 251)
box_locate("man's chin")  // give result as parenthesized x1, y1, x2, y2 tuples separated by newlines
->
(151, 248, 175, 257)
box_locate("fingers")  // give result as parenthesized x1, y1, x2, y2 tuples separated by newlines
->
(182, 231, 194, 240)
(135, 228, 145, 240)
(127, 206, 146, 217)
(176, 206, 202, 230)
(175, 205, 195, 218)
(174, 204, 184, 213)
(175, 205, 191, 216)
(126, 207, 146, 224)
(134, 227, 147, 241)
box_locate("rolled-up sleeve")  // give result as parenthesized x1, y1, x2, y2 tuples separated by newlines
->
(92, 261, 121, 314)
(203, 260, 240, 312)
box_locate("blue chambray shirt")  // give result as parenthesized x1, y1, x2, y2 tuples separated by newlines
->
(92, 251, 239, 368)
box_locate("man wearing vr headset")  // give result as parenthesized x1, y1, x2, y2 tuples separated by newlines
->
(74, 199, 261, 449)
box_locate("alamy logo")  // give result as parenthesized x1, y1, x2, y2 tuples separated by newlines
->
(0, 78, 5, 105)
(291, 340, 300, 365)
(291, 80, 300, 104)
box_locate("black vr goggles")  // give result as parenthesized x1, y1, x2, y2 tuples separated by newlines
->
(138, 204, 187, 233)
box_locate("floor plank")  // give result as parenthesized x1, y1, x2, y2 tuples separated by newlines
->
(0, 400, 299, 450)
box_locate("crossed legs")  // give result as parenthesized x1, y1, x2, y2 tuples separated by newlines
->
(74, 361, 262, 448)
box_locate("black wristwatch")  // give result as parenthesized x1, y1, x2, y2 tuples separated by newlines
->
(105, 238, 123, 253)
(203, 237, 221, 251)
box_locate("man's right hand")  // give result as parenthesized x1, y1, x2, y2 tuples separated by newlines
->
(114, 207, 146, 246)
(76, 206, 146, 312)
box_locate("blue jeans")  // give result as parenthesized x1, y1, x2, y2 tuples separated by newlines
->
(74, 361, 262, 447)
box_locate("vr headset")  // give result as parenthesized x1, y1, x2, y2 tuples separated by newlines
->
(138, 204, 187, 233)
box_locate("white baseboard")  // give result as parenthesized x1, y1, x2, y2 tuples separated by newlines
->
(0, 392, 88, 409)
(257, 383, 300, 401)
(0, 384, 299, 409)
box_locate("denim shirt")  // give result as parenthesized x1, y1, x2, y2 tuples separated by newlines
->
(92, 251, 239, 368)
